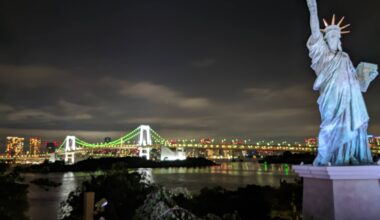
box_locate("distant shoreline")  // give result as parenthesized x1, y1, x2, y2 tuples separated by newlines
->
(13, 157, 218, 173)
(259, 152, 315, 164)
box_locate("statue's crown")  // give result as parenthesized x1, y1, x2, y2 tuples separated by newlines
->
(321, 14, 351, 35)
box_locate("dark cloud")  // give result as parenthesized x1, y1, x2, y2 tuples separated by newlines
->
(0, 0, 380, 142)
(191, 59, 217, 68)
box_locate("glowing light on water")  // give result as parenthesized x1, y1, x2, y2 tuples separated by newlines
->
(284, 164, 289, 176)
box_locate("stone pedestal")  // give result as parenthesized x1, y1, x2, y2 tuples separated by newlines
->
(293, 165, 380, 220)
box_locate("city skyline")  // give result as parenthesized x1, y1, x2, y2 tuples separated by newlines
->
(1, 0, 380, 141)
(0, 125, 379, 151)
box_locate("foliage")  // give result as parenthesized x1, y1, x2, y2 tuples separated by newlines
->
(0, 166, 29, 220)
(134, 187, 241, 220)
(60, 165, 155, 220)
(133, 187, 199, 220)
(174, 180, 302, 220)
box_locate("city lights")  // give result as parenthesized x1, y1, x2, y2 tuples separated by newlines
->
(1, 126, 379, 164)
(29, 137, 41, 156)
(6, 136, 24, 157)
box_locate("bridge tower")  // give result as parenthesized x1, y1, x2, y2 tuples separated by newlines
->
(64, 136, 76, 164)
(137, 125, 152, 160)
(138, 125, 152, 146)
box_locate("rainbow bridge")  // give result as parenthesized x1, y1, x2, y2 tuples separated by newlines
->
(56, 125, 318, 164)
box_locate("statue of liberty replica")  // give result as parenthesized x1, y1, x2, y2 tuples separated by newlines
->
(306, 0, 378, 166)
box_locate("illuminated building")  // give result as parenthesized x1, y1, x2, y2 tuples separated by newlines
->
(200, 138, 212, 144)
(29, 137, 41, 156)
(6, 136, 24, 156)
(160, 146, 186, 161)
(368, 135, 380, 147)
(305, 138, 317, 147)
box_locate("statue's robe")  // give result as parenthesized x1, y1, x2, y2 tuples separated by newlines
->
(307, 35, 376, 165)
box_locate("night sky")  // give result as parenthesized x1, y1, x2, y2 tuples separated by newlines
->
(1, 0, 380, 142)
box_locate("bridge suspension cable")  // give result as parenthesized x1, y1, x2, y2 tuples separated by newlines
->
(57, 125, 170, 152)
(75, 127, 140, 148)
(150, 128, 167, 144)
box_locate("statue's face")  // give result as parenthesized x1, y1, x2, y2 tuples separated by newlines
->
(325, 31, 342, 52)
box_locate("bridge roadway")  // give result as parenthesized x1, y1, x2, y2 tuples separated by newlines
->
(2, 144, 379, 163)
(60, 142, 380, 154)
(168, 143, 317, 153)
(63, 143, 318, 153)
(66, 143, 380, 156)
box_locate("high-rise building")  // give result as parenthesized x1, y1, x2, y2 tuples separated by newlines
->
(6, 136, 24, 156)
(29, 137, 41, 156)
(369, 135, 380, 147)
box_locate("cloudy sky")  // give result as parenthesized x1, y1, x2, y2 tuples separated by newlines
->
(1, 0, 380, 143)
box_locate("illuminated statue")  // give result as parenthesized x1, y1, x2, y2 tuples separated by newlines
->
(306, 0, 378, 166)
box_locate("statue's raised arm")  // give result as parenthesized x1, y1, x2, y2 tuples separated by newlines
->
(306, 0, 321, 39)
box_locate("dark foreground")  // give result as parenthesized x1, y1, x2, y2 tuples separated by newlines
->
(60, 167, 302, 220)
(0, 161, 302, 220)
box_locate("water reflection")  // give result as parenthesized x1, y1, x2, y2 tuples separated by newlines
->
(24, 172, 93, 220)
(59, 172, 76, 218)
(138, 162, 297, 193)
